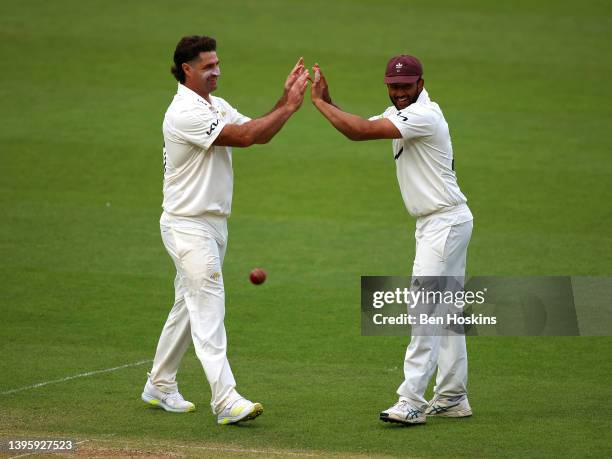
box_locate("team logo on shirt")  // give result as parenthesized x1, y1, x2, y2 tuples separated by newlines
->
(396, 111, 408, 122)
(206, 119, 220, 136)
(210, 272, 221, 281)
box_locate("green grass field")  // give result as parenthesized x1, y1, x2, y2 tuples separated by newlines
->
(1, 0, 612, 457)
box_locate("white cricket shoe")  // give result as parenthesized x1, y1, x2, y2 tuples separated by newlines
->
(141, 379, 195, 413)
(379, 399, 426, 425)
(425, 394, 472, 417)
(217, 397, 263, 425)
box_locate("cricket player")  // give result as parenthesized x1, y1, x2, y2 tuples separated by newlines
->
(141, 35, 309, 425)
(310, 55, 473, 425)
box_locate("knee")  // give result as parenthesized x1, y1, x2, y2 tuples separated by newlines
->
(182, 272, 224, 298)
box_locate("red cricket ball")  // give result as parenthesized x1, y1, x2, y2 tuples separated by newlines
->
(249, 268, 267, 285)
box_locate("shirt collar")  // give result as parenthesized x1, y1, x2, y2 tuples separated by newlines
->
(415, 87, 430, 105)
(177, 83, 213, 108)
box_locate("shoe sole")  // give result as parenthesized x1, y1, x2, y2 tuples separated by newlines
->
(141, 392, 196, 413)
(218, 403, 264, 425)
(426, 409, 472, 418)
(379, 413, 426, 425)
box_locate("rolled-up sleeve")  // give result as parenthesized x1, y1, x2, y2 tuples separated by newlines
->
(386, 108, 436, 140)
(172, 109, 226, 150)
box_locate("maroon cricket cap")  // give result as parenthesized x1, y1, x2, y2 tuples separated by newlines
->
(384, 55, 423, 84)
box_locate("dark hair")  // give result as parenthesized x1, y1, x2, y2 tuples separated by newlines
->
(171, 35, 217, 83)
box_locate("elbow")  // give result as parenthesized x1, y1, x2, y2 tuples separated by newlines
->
(345, 130, 366, 141)
(236, 133, 257, 148)
(340, 122, 372, 141)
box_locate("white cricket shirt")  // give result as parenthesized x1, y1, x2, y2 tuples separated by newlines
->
(162, 84, 250, 217)
(371, 88, 471, 222)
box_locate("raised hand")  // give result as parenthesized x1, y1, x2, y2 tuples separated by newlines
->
(311, 63, 333, 105)
(286, 68, 310, 112)
(284, 57, 305, 93)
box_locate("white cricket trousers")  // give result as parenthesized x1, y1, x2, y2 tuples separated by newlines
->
(397, 209, 473, 408)
(148, 211, 241, 414)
